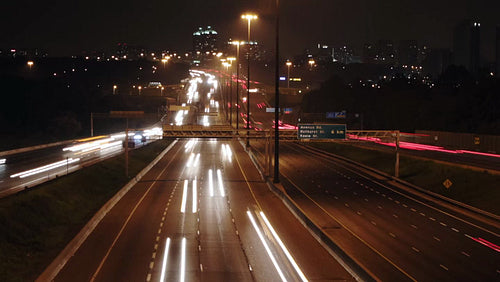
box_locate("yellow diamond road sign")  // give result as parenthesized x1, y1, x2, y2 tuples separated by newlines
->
(443, 179, 453, 189)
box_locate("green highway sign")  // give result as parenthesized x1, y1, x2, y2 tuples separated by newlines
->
(298, 124, 346, 140)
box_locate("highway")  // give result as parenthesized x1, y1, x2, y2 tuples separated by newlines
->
(52, 139, 355, 281)
(251, 140, 500, 281)
(228, 73, 500, 281)
(0, 129, 162, 198)
(42, 70, 355, 281)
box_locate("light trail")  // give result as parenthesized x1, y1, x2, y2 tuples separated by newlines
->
(247, 211, 287, 282)
(10, 158, 80, 178)
(216, 169, 225, 197)
(192, 179, 197, 213)
(193, 153, 200, 167)
(208, 169, 214, 197)
(180, 237, 186, 282)
(260, 212, 308, 282)
(159, 237, 171, 282)
(181, 180, 188, 213)
(186, 153, 195, 167)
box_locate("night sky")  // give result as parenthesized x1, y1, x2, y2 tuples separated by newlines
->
(2, 0, 499, 59)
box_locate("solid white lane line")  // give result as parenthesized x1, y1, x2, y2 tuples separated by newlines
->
(208, 169, 214, 197)
(216, 169, 225, 197)
(180, 180, 188, 213)
(180, 237, 186, 282)
(247, 211, 287, 282)
(192, 179, 197, 213)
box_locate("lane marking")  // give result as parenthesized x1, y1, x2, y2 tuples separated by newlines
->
(451, 228, 459, 233)
(411, 247, 420, 253)
(433, 236, 441, 242)
(461, 251, 470, 257)
(440, 264, 448, 271)
(440, 222, 447, 227)
(281, 169, 416, 282)
(89, 147, 179, 282)
(389, 233, 396, 238)
(216, 169, 226, 197)
(294, 144, 500, 237)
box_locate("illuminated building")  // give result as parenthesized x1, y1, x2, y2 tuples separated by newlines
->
(193, 26, 218, 54)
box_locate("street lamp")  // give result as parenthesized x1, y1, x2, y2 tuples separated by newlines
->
(227, 57, 236, 126)
(241, 13, 258, 148)
(27, 61, 34, 69)
(138, 86, 142, 95)
(161, 58, 168, 68)
(308, 59, 315, 70)
(230, 41, 244, 131)
(113, 85, 117, 95)
(286, 61, 292, 88)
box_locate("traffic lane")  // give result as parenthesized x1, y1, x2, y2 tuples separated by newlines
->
(278, 153, 413, 281)
(147, 139, 252, 281)
(54, 142, 184, 282)
(280, 143, 500, 280)
(186, 139, 254, 281)
(226, 140, 355, 281)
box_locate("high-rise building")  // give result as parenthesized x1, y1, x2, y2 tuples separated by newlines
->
(422, 48, 452, 78)
(398, 40, 418, 66)
(496, 26, 500, 76)
(193, 26, 218, 54)
(333, 45, 354, 64)
(453, 20, 481, 74)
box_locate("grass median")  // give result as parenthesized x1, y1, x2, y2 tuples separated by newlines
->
(308, 141, 500, 216)
(0, 138, 173, 282)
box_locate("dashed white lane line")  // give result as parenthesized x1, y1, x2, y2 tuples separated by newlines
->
(402, 204, 408, 208)
(146, 273, 151, 282)
(377, 205, 383, 209)
(419, 212, 426, 217)
(410, 208, 417, 212)
(451, 228, 460, 233)
(411, 225, 418, 229)
(334, 196, 339, 200)
(440, 222, 447, 227)
(393, 214, 399, 218)
(411, 247, 420, 253)
(429, 217, 436, 221)
(371, 221, 377, 226)
(395, 200, 400, 204)
(356, 211, 362, 216)
(364, 198, 369, 202)
(389, 232, 396, 238)
(345, 203, 350, 207)
(461, 251, 470, 257)
(149, 261, 154, 269)
(433, 236, 441, 242)
(440, 264, 449, 271)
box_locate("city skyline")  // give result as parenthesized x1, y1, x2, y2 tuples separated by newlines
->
(2, 0, 500, 60)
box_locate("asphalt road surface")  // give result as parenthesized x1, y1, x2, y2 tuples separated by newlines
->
(53, 139, 355, 281)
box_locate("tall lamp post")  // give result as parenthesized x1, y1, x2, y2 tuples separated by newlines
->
(231, 41, 244, 131)
(286, 61, 292, 88)
(227, 57, 236, 126)
(241, 13, 257, 148)
(274, 0, 280, 183)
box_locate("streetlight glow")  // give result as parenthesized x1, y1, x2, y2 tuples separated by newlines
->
(286, 61, 292, 88)
(241, 13, 258, 148)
